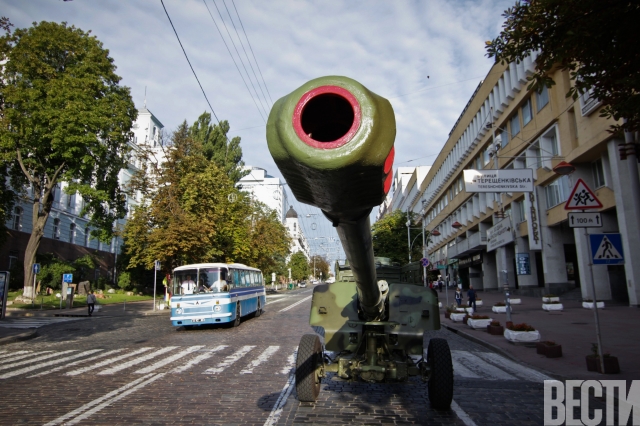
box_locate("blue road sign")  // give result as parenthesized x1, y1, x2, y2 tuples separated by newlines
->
(33, 263, 41, 274)
(420, 258, 430, 267)
(590, 234, 624, 265)
(63, 273, 73, 283)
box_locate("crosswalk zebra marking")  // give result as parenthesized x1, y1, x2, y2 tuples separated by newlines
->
(280, 348, 297, 375)
(0, 350, 35, 363)
(278, 296, 312, 313)
(170, 345, 228, 374)
(98, 347, 178, 375)
(136, 346, 204, 374)
(30, 349, 123, 378)
(451, 350, 518, 381)
(473, 351, 552, 382)
(240, 346, 280, 374)
(0, 349, 103, 379)
(0, 350, 76, 373)
(66, 347, 153, 376)
(204, 345, 255, 374)
(0, 317, 85, 329)
(452, 358, 482, 379)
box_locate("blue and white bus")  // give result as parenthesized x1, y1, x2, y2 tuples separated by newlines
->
(170, 263, 266, 328)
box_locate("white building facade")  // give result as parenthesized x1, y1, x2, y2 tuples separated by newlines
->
(285, 206, 310, 261)
(237, 167, 288, 222)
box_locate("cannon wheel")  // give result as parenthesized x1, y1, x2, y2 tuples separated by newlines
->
(231, 303, 241, 327)
(427, 338, 453, 409)
(295, 334, 323, 402)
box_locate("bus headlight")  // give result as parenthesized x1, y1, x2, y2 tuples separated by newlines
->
(214, 305, 221, 312)
(176, 308, 183, 315)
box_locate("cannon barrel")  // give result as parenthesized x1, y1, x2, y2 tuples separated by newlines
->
(266, 76, 395, 321)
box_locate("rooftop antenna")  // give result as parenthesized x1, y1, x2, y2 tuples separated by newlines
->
(144, 86, 147, 108)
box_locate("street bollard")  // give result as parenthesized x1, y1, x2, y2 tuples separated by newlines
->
(123, 299, 126, 312)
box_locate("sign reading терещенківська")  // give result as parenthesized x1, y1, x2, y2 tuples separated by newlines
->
(464, 169, 534, 193)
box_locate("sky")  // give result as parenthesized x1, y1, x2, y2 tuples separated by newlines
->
(1, 0, 516, 268)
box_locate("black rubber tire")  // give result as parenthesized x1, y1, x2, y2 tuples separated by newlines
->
(231, 303, 241, 327)
(295, 334, 322, 402)
(427, 337, 454, 410)
(254, 300, 262, 317)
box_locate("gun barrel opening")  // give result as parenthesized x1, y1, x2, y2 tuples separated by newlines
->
(293, 85, 361, 149)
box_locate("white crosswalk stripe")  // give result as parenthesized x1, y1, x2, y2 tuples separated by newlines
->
(30, 349, 123, 378)
(0, 350, 76, 372)
(99, 347, 178, 375)
(280, 348, 297, 375)
(240, 346, 280, 374)
(136, 345, 204, 374)
(66, 347, 153, 376)
(0, 349, 102, 379)
(0, 350, 37, 364)
(204, 345, 255, 374)
(452, 350, 550, 382)
(0, 317, 85, 329)
(170, 345, 227, 374)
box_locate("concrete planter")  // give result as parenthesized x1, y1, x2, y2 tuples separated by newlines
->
(475, 300, 483, 307)
(582, 301, 605, 309)
(465, 307, 475, 314)
(542, 303, 564, 311)
(542, 296, 560, 303)
(467, 318, 492, 329)
(450, 313, 467, 322)
(508, 298, 522, 305)
(586, 356, 620, 374)
(504, 329, 540, 343)
(455, 308, 467, 313)
(492, 306, 510, 313)
(487, 324, 504, 335)
(536, 342, 563, 358)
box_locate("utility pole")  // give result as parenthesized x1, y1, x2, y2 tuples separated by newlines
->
(406, 207, 412, 263)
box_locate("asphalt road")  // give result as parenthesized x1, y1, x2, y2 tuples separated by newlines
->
(0, 289, 555, 425)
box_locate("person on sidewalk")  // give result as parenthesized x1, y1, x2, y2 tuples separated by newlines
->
(87, 291, 97, 316)
(467, 285, 477, 313)
(455, 288, 462, 307)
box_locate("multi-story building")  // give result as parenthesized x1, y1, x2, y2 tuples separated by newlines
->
(284, 206, 310, 261)
(1, 106, 166, 282)
(402, 53, 640, 305)
(377, 166, 431, 221)
(237, 167, 288, 222)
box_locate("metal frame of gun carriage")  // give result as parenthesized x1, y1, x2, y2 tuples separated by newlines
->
(266, 76, 453, 409)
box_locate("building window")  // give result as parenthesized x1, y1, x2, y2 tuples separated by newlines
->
(8, 250, 18, 269)
(579, 86, 601, 116)
(522, 98, 533, 126)
(536, 85, 549, 111)
(497, 130, 507, 149)
(592, 158, 606, 188)
(85, 227, 90, 247)
(476, 156, 482, 170)
(12, 206, 23, 231)
(510, 113, 521, 141)
(69, 223, 76, 244)
(53, 218, 61, 239)
(545, 175, 571, 208)
(484, 147, 491, 166)
(516, 200, 527, 223)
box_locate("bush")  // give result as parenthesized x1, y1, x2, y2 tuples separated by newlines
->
(494, 302, 506, 306)
(490, 320, 501, 326)
(471, 314, 490, 319)
(118, 272, 131, 290)
(507, 323, 536, 332)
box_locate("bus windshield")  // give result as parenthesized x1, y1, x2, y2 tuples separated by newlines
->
(174, 268, 228, 295)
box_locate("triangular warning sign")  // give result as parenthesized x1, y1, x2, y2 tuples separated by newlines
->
(593, 236, 623, 260)
(564, 178, 603, 210)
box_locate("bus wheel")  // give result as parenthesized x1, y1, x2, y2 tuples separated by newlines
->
(254, 300, 262, 317)
(295, 334, 323, 402)
(232, 304, 241, 327)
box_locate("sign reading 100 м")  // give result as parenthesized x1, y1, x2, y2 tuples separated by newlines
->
(463, 169, 534, 193)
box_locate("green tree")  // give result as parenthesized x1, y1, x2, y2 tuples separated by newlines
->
(189, 112, 248, 183)
(288, 251, 309, 281)
(309, 254, 329, 280)
(0, 21, 137, 298)
(486, 0, 640, 132)
(0, 164, 16, 247)
(372, 210, 426, 264)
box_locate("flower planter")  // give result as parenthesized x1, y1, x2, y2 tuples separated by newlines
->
(487, 324, 504, 335)
(542, 296, 560, 303)
(465, 307, 474, 314)
(467, 318, 492, 329)
(450, 313, 467, 322)
(455, 308, 467, 313)
(536, 342, 563, 358)
(582, 301, 605, 309)
(475, 300, 483, 307)
(542, 303, 564, 311)
(586, 356, 620, 374)
(504, 328, 541, 343)
(508, 298, 522, 305)
(462, 316, 470, 325)
(492, 306, 511, 313)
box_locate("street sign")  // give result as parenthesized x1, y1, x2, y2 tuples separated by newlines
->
(568, 212, 603, 228)
(589, 234, 624, 265)
(565, 178, 603, 210)
(420, 258, 429, 267)
(154, 260, 161, 271)
(463, 169, 534, 193)
(63, 273, 73, 283)
(515, 253, 531, 275)
(486, 218, 514, 251)
(33, 263, 41, 274)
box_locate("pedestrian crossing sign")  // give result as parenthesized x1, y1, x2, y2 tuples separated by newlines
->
(589, 234, 624, 265)
(565, 178, 603, 210)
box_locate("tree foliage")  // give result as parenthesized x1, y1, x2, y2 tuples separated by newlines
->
(486, 0, 640, 132)
(123, 123, 290, 274)
(0, 21, 136, 296)
(372, 210, 426, 264)
(309, 254, 329, 280)
(288, 251, 309, 281)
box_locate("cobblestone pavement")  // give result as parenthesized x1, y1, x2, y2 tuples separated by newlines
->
(0, 288, 557, 425)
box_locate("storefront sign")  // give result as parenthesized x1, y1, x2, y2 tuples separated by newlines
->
(463, 169, 534, 193)
(525, 190, 542, 250)
(472, 253, 483, 265)
(487, 218, 514, 251)
(458, 257, 472, 268)
(516, 253, 531, 275)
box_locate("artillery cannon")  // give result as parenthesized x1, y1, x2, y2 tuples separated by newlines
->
(266, 76, 453, 408)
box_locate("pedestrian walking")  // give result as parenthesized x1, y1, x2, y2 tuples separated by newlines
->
(455, 288, 462, 307)
(87, 291, 97, 316)
(467, 285, 477, 313)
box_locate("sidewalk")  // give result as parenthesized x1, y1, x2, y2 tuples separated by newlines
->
(439, 289, 640, 381)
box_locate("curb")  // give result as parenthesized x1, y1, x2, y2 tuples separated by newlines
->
(0, 329, 38, 346)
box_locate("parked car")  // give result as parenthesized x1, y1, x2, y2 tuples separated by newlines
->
(298, 281, 307, 288)
(326, 277, 335, 284)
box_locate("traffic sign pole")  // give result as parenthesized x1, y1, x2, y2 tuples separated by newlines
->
(585, 224, 605, 373)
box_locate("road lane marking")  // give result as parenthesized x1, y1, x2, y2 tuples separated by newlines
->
(240, 346, 279, 374)
(43, 373, 164, 426)
(263, 350, 296, 426)
(0, 349, 102, 379)
(451, 399, 478, 426)
(474, 351, 552, 382)
(0, 350, 35, 363)
(452, 359, 482, 379)
(0, 350, 75, 372)
(280, 348, 297, 375)
(136, 345, 204, 374)
(278, 295, 312, 312)
(30, 349, 123, 378)
(171, 345, 227, 373)
(204, 345, 255, 374)
(98, 346, 178, 375)
(451, 351, 517, 381)
(66, 347, 153, 376)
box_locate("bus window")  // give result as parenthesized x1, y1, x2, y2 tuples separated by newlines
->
(233, 269, 240, 286)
